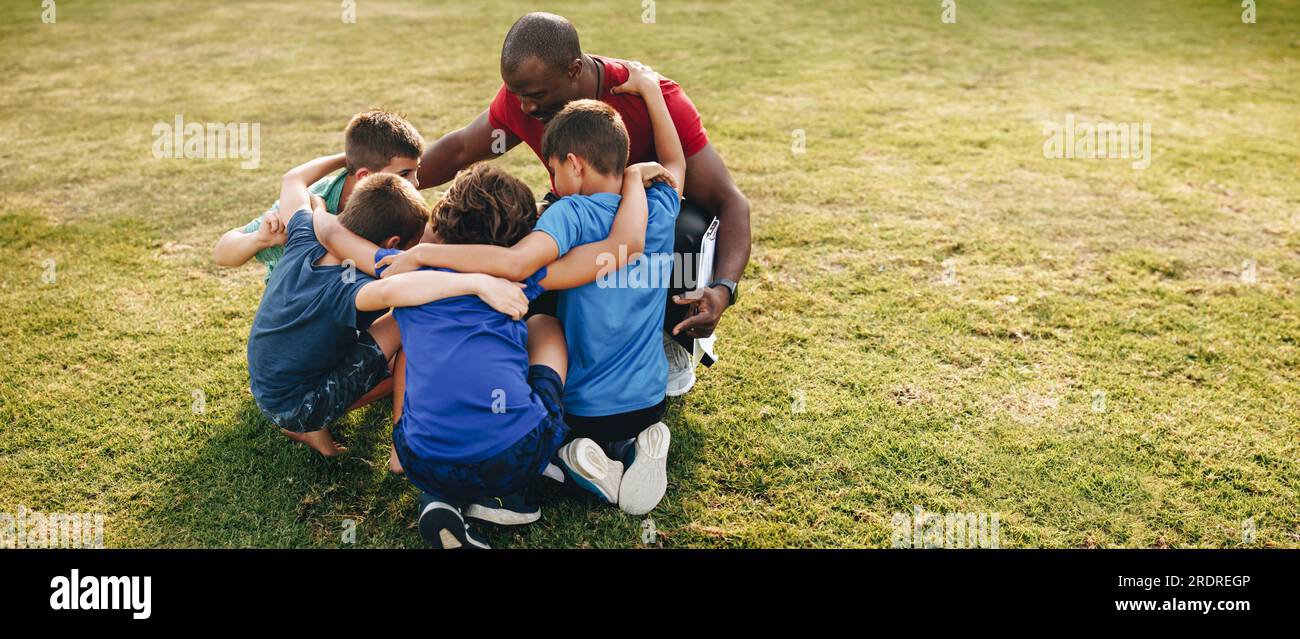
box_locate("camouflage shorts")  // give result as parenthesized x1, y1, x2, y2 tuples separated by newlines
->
(258, 332, 390, 434)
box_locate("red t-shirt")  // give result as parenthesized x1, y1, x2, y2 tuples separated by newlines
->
(488, 55, 710, 169)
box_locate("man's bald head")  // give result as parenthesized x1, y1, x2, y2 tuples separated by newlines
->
(500, 12, 582, 75)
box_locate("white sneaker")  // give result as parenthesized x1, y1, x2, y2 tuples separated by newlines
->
(541, 462, 566, 484)
(618, 422, 671, 516)
(556, 438, 623, 504)
(664, 332, 696, 397)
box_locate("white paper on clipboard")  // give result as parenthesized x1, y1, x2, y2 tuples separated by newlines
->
(688, 217, 721, 368)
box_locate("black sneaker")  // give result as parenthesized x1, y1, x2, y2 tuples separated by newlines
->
(464, 493, 541, 526)
(417, 493, 489, 549)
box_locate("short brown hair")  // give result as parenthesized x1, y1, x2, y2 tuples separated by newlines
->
(344, 109, 424, 173)
(430, 163, 537, 247)
(540, 99, 628, 176)
(338, 173, 428, 247)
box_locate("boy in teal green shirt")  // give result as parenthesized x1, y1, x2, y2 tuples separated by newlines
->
(212, 109, 425, 279)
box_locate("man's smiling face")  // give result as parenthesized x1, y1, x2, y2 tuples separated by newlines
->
(502, 55, 582, 124)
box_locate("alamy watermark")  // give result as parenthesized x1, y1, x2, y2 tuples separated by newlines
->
(50, 569, 151, 620)
(1, 505, 105, 548)
(595, 249, 705, 289)
(152, 115, 261, 169)
(1043, 113, 1151, 170)
(892, 505, 1001, 548)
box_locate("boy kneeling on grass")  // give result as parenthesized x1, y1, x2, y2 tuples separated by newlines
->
(313, 159, 669, 548)
(247, 154, 528, 457)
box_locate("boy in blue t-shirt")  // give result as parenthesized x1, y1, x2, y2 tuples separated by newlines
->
(314, 161, 659, 548)
(375, 64, 687, 517)
(248, 154, 529, 458)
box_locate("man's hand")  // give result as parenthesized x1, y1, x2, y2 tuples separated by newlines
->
(671, 285, 730, 338)
(253, 210, 287, 249)
(610, 61, 662, 97)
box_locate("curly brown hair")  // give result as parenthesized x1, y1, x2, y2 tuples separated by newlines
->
(430, 163, 537, 247)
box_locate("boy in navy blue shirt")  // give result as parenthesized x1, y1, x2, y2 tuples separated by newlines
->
(248, 154, 529, 458)
(315, 161, 661, 547)
(376, 62, 687, 516)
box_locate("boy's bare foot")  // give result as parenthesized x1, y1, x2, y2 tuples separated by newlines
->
(388, 446, 405, 474)
(281, 428, 347, 456)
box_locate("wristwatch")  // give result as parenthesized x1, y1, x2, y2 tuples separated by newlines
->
(709, 279, 738, 306)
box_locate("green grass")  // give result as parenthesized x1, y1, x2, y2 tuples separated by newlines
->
(1, 0, 1297, 548)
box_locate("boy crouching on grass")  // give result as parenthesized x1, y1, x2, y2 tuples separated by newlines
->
(314, 160, 668, 548)
(247, 153, 529, 457)
(213, 109, 426, 280)
(376, 62, 686, 517)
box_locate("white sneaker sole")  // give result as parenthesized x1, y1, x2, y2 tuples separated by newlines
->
(618, 422, 671, 515)
(463, 503, 541, 526)
(557, 438, 623, 504)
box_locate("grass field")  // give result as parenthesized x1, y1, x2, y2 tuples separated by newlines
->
(1, 0, 1297, 548)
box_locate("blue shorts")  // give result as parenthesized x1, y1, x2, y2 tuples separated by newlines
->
(393, 365, 568, 501)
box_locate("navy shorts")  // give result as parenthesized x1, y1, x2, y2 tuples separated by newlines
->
(256, 332, 390, 434)
(394, 365, 568, 501)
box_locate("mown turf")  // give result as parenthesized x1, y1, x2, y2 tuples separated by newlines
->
(0, 0, 1296, 548)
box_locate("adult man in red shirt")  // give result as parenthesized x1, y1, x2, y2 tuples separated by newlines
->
(416, 12, 751, 397)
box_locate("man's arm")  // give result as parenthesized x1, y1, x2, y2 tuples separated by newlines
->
(673, 144, 752, 337)
(416, 111, 521, 189)
(540, 165, 652, 290)
(355, 270, 528, 319)
(279, 154, 346, 226)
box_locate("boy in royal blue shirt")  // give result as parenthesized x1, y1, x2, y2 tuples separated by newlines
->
(315, 161, 662, 548)
(248, 154, 529, 458)
(376, 62, 687, 516)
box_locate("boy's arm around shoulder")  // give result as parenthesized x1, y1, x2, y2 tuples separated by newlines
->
(538, 165, 652, 291)
(311, 202, 385, 278)
(377, 228, 560, 283)
(355, 269, 529, 319)
(278, 153, 346, 227)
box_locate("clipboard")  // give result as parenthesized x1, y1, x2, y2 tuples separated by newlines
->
(685, 217, 721, 368)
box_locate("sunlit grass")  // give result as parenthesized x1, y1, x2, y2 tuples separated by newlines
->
(0, 0, 1296, 548)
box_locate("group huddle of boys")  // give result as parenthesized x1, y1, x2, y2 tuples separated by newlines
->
(218, 63, 688, 548)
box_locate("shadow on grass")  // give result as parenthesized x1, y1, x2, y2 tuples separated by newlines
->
(142, 393, 707, 549)
(141, 397, 425, 548)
